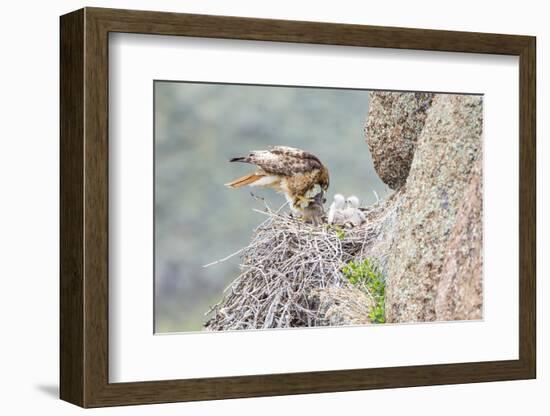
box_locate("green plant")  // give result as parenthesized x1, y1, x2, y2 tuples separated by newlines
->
(327, 224, 346, 240)
(341, 259, 386, 323)
(335, 228, 346, 240)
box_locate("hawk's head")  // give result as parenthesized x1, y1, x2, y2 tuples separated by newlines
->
(317, 166, 330, 204)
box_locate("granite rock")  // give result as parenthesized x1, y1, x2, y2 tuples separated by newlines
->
(435, 157, 483, 321)
(313, 286, 374, 326)
(384, 94, 483, 323)
(365, 92, 434, 190)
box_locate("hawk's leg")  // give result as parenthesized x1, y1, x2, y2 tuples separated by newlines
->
(294, 195, 314, 209)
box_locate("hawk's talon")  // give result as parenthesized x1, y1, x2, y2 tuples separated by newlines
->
(295, 195, 314, 209)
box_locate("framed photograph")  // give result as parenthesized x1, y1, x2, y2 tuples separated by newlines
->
(60, 7, 536, 407)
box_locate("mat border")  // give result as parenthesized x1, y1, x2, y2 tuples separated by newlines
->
(60, 7, 536, 408)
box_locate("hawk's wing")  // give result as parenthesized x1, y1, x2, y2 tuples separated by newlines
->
(246, 146, 324, 176)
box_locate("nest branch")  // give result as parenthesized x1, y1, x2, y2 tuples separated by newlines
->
(204, 197, 395, 331)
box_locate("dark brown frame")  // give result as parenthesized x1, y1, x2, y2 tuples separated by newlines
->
(60, 7, 536, 408)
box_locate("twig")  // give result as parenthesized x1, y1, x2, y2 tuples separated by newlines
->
(203, 199, 386, 331)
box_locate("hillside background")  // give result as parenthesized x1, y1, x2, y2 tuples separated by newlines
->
(155, 81, 390, 332)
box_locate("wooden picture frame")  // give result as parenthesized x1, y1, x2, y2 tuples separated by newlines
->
(60, 7, 536, 408)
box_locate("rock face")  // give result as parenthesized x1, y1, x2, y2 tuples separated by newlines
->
(365, 92, 434, 190)
(313, 287, 373, 326)
(385, 94, 483, 322)
(435, 157, 483, 320)
(362, 92, 483, 323)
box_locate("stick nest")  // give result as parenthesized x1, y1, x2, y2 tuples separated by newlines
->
(204, 200, 391, 331)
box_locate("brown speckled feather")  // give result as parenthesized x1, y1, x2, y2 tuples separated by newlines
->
(227, 146, 330, 215)
(241, 146, 324, 176)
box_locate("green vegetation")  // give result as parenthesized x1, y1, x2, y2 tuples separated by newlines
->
(332, 226, 346, 240)
(342, 259, 386, 323)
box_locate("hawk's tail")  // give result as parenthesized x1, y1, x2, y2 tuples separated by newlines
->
(225, 173, 263, 188)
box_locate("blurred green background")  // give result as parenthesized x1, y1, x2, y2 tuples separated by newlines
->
(154, 81, 390, 333)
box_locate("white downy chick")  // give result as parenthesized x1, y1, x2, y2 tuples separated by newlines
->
(328, 194, 346, 224)
(344, 195, 366, 227)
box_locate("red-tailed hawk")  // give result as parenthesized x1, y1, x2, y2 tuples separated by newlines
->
(225, 146, 329, 223)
